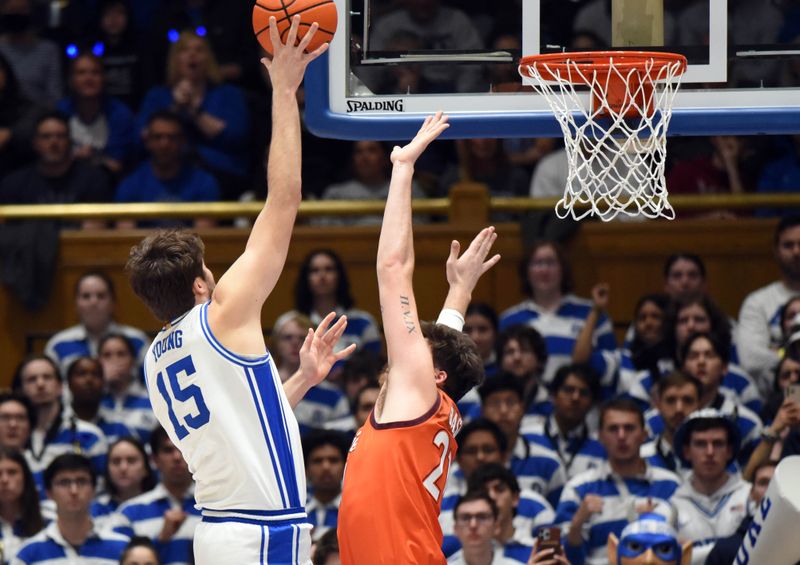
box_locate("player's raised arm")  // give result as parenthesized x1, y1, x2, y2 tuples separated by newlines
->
(209, 17, 328, 349)
(437, 227, 500, 328)
(377, 113, 450, 421)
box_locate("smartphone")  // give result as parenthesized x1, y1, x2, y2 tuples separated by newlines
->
(537, 526, 562, 554)
(787, 383, 800, 403)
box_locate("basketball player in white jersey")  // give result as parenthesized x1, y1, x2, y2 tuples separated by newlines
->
(125, 18, 345, 565)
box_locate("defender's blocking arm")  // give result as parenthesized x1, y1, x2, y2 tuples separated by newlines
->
(376, 113, 450, 421)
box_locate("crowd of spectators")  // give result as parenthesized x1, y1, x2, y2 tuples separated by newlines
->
(2, 0, 800, 563)
(0, 0, 799, 227)
(2, 216, 800, 563)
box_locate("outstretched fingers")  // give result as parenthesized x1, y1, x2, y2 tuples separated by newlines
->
(481, 252, 502, 275)
(284, 14, 302, 50)
(323, 315, 348, 346)
(297, 21, 319, 52)
(299, 328, 315, 354)
(267, 16, 282, 54)
(333, 343, 357, 364)
(315, 311, 337, 336)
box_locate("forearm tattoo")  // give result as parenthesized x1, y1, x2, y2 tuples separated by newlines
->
(400, 295, 416, 334)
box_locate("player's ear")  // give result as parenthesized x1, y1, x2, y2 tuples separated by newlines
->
(607, 533, 618, 564)
(433, 369, 447, 386)
(680, 541, 692, 565)
(192, 275, 209, 300)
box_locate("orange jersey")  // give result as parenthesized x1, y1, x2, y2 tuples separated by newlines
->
(338, 390, 463, 565)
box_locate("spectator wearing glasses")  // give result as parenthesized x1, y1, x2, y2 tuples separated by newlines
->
(466, 464, 551, 563)
(499, 242, 618, 391)
(12, 454, 129, 565)
(448, 490, 509, 565)
(441, 418, 508, 556)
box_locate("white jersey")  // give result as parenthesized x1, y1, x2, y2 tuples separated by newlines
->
(144, 302, 306, 520)
(673, 473, 751, 565)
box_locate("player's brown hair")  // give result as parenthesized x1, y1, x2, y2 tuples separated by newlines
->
(422, 321, 485, 403)
(126, 229, 205, 322)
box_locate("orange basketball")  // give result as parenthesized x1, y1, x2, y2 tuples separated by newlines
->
(252, 0, 337, 55)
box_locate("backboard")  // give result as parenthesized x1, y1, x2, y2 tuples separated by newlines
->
(304, 0, 800, 139)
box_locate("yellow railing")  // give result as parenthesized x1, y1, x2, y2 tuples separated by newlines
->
(0, 190, 797, 220)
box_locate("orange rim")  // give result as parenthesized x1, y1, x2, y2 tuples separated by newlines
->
(519, 51, 687, 83)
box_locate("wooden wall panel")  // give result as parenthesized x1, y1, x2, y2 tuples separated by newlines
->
(0, 216, 781, 385)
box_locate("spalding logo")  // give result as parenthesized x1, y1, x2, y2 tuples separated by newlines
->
(346, 99, 405, 113)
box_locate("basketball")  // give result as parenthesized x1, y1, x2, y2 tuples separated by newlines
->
(252, 0, 337, 56)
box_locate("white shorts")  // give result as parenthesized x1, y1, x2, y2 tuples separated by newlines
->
(193, 518, 312, 565)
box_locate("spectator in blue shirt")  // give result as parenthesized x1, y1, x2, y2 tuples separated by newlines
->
(112, 428, 200, 565)
(116, 110, 220, 229)
(13, 356, 108, 496)
(303, 430, 349, 542)
(522, 364, 607, 480)
(479, 375, 566, 505)
(137, 31, 249, 200)
(57, 53, 135, 177)
(499, 241, 618, 389)
(458, 303, 500, 421)
(12, 454, 129, 565)
(93, 437, 157, 530)
(555, 398, 681, 565)
(97, 335, 157, 444)
(293, 249, 382, 358)
(66, 357, 133, 444)
(44, 270, 150, 376)
(0, 448, 44, 561)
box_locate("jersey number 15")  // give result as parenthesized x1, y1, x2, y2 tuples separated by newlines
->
(156, 355, 210, 440)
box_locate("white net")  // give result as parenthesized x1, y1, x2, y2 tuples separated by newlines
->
(519, 53, 686, 221)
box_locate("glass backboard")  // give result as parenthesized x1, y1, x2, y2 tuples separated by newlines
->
(304, 0, 800, 139)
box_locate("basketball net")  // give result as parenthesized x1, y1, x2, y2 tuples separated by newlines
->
(519, 52, 687, 221)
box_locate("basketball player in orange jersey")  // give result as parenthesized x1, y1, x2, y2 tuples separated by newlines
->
(338, 112, 501, 564)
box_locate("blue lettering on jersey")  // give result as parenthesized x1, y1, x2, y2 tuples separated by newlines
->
(156, 354, 210, 440)
(152, 330, 183, 362)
